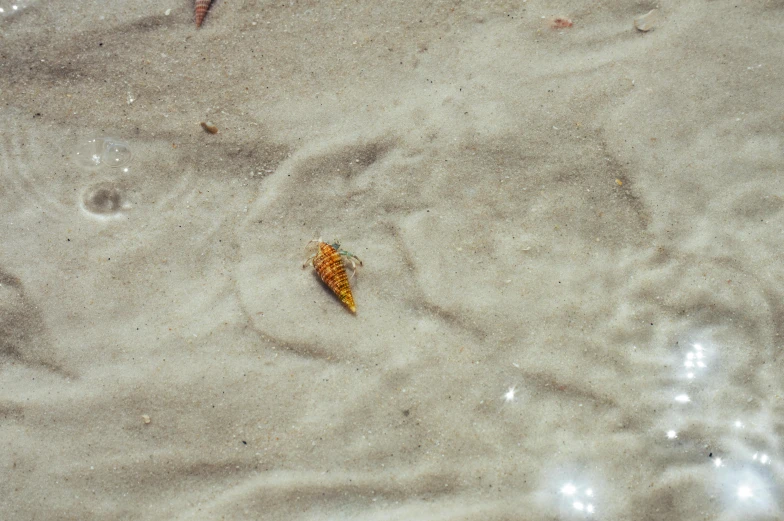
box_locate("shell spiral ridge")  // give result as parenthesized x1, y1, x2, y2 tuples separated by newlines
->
(312, 242, 356, 313)
(195, 0, 213, 27)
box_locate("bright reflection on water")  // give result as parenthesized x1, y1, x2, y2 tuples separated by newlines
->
(752, 453, 771, 465)
(737, 485, 753, 500)
(658, 336, 783, 517)
(716, 465, 777, 516)
(707, 444, 777, 512)
(558, 482, 596, 517)
(560, 483, 577, 496)
(0, 1, 30, 17)
(682, 343, 709, 377)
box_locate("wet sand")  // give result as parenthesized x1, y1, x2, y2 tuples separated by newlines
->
(1, 1, 783, 519)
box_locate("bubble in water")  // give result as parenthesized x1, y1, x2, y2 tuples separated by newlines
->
(101, 139, 132, 168)
(72, 137, 132, 169)
(73, 138, 105, 169)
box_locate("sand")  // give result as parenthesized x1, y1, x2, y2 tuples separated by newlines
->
(1, 1, 783, 519)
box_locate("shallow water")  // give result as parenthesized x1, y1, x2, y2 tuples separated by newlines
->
(1, 1, 782, 520)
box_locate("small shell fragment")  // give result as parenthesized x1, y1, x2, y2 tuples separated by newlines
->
(200, 121, 218, 134)
(634, 9, 658, 32)
(551, 17, 573, 29)
(142, 415, 151, 424)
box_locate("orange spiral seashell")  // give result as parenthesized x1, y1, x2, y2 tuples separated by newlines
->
(195, 0, 213, 27)
(310, 242, 357, 313)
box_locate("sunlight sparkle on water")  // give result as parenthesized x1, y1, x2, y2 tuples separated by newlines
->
(752, 453, 770, 465)
(504, 386, 517, 403)
(737, 486, 753, 500)
(674, 394, 690, 403)
(561, 483, 577, 496)
(681, 342, 709, 378)
(559, 482, 596, 516)
(722, 470, 776, 513)
(666, 430, 677, 439)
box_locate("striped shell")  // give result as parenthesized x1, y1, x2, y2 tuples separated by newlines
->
(311, 242, 357, 313)
(195, 0, 213, 27)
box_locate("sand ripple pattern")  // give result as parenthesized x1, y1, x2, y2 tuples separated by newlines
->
(1, 1, 783, 520)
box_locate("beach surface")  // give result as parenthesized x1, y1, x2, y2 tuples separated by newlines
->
(1, 1, 783, 519)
